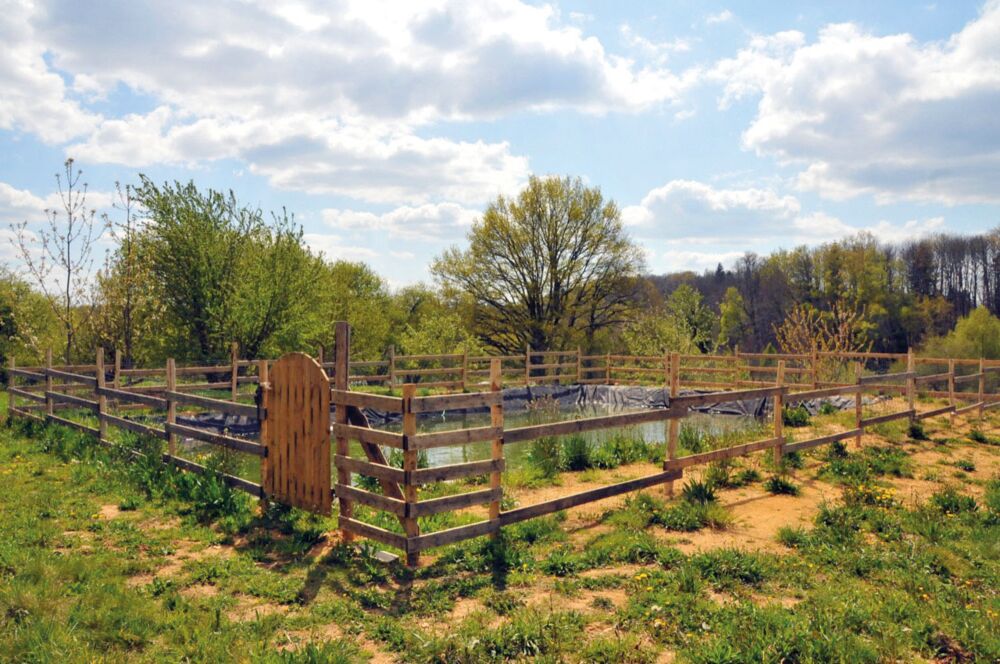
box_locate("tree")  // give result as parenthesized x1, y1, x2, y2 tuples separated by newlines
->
(621, 308, 699, 356)
(9, 159, 107, 363)
(666, 284, 717, 353)
(922, 306, 1000, 359)
(0, 266, 61, 368)
(432, 176, 644, 353)
(134, 178, 319, 361)
(773, 302, 871, 379)
(717, 286, 749, 348)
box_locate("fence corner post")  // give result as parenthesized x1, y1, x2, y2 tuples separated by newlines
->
(854, 361, 863, 449)
(113, 349, 121, 389)
(402, 382, 420, 567)
(489, 359, 504, 538)
(166, 358, 177, 461)
(258, 358, 271, 509)
(96, 348, 107, 443)
(773, 360, 785, 465)
(45, 349, 53, 419)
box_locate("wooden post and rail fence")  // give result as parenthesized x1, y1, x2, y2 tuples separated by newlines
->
(6, 328, 1000, 566)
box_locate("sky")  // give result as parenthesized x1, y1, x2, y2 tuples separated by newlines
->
(2, 0, 999, 288)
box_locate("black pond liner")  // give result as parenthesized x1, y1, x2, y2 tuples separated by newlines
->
(173, 384, 866, 434)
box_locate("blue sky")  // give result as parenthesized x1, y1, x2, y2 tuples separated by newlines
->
(2, 0, 999, 287)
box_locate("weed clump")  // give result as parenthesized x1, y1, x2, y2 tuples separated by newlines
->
(764, 475, 800, 496)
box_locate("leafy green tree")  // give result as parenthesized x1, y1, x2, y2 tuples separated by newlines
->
(922, 306, 1000, 359)
(666, 284, 717, 353)
(134, 178, 319, 361)
(0, 266, 61, 368)
(717, 286, 749, 348)
(432, 176, 644, 353)
(621, 308, 699, 356)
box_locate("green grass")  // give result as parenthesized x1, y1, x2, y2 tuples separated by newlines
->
(2, 393, 1000, 662)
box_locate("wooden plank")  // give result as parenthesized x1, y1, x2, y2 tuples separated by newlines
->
(101, 413, 169, 440)
(499, 470, 682, 526)
(672, 386, 783, 409)
(785, 385, 856, 403)
(953, 373, 983, 384)
(955, 403, 981, 415)
(348, 375, 391, 383)
(333, 454, 406, 484)
(504, 407, 683, 444)
(664, 437, 783, 471)
(334, 323, 354, 543)
(340, 517, 407, 549)
(401, 383, 420, 566)
(782, 428, 862, 453)
(859, 371, 916, 385)
(396, 353, 464, 362)
(334, 484, 406, 516)
(46, 368, 97, 386)
(332, 423, 404, 449)
(409, 487, 501, 517)
(408, 380, 464, 389)
(10, 368, 45, 380)
(166, 422, 265, 456)
(394, 367, 461, 376)
(331, 390, 403, 412)
(349, 360, 390, 368)
(916, 405, 955, 420)
(410, 458, 505, 485)
(165, 454, 264, 497)
(165, 391, 257, 418)
(409, 426, 503, 450)
(9, 387, 45, 403)
(96, 386, 168, 409)
(410, 391, 502, 414)
(859, 409, 915, 427)
(409, 519, 498, 552)
(48, 415, 100, 436)
(9, 407, 45, 423)
(45, 391, 99, 411)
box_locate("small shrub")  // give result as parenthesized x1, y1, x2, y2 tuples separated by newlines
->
(776, 525, 809, 548)
(843, 482, 896, 508)
(909, 420, 929, 440)
(782, 405, 811, 427)
(819, 401, 838, 416)
(954, 458, 976, 472)
(562, 435, 592, 471)
(764, 475, 799, 496)
(528, 436, 563, 479)
(541, 547, 581, 577)
(827, 440, 849, 460)
(681, 479, 716, 506)
(678, 425, 705, 453)
(968, 429, 988, 444)
(734, 468, 762, 486)
(930, 487, 977, 515)
(691, 548, 770, 588)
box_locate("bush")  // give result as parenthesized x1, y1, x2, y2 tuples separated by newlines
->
(968, 429, 988, 444)
(561, 435, 592, 471)
(782, 405, 811, 427)
(819, 401, 838, 415)
(528, 436, 563, 478)
(681, 479, 716, 506)
(764, 475, 800, 496)
(909, 420, 929, 440)
(776, 525, 809, 548)
(930, 487, 977, 515)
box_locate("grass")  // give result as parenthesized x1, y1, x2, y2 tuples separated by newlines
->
(2, 392, 1000, 662)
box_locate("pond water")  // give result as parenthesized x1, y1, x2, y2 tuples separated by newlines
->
(176, 404, 764, 485)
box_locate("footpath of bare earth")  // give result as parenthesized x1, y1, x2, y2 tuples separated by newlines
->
(1, 392, 998, 663)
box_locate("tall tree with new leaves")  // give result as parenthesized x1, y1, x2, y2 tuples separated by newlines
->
(432, 176, 644, 353)
(9, 159, 107, 363)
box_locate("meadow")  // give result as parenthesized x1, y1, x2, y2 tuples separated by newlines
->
(1, 391, 998, 663)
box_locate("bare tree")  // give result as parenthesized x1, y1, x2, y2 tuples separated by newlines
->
(99, 182, 143, 367)
(10, 159, 107, 363)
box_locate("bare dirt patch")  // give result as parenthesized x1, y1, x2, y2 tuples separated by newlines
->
(99, 504, 120, 519)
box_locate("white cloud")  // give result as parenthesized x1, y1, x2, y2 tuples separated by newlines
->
(7, 0, 696, 206)
(620, 24, 693, 65)
(706, 10, 735, 25)
(625, 179, 949, 260)
(303, 233, 379, 261)
(710, 2, 1000, 204)
(322, 202, 479, 239)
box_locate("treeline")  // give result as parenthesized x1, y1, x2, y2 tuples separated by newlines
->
(3, 166, 999, 370)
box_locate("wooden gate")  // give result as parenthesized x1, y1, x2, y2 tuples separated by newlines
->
(262, 353, 331, 514)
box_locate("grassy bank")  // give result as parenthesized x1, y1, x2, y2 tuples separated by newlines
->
(1, 393, 999, 662)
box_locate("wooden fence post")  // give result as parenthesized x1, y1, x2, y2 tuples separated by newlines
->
(666, 352, 680, 497)
(7, 356, 14, 419)
(524, 343, 530, 386)
(317, 344, 325, 368)
(773, 361, 785, 465)
(114, 349, 121, 389)
(576, 347, 582, 384)
(734, 345, 742, 387)
(388, 345, 396, 390)
(906, 348, 916, 425)
(96, 348, 107, 442)
(948, 359, 956, 426)
(978, 357, 986, 422)
(402, 383, 420, 567)
(854, 362, 863, 449)
(166, 358, 177, 460)
(811, 345, 819, 389)
(258, 358, 270, 511)
(230, 342, 239, 402)
(605, 352, 611, 384)
(488, 359, 504, 538)
(45, 349, 53, 418)
(461, 349, 468, 391)
(334, 322, 353, 543)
